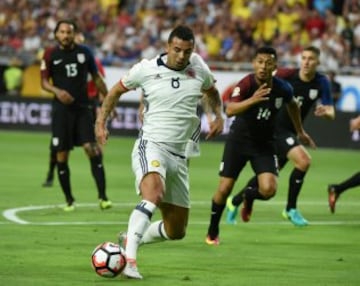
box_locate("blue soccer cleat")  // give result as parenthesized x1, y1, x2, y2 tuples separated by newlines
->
(282, 208, 308, 226)
(225, 196, 238, 224)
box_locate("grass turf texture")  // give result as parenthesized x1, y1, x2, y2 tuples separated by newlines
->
(0, 130, 359, 285)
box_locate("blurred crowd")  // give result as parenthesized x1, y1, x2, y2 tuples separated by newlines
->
(1, 0, 360, 73)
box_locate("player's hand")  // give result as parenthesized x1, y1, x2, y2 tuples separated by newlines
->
(298, 131, 316, 149)
(95, 121, 109, 145)
(252, 83, 271, 103)
(206, 115, 224, 140)
(314, 104, 325, 116)
(56, 89, 74, 104)
(314, 104, 335, 120)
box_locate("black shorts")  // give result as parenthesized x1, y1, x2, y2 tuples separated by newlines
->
(275, 131, 300, 159)
(51, 103, 95, 151)
(219, 139, 279, 179)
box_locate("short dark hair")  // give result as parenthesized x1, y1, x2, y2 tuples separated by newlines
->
(254, 46, 277, 60)
(303, 46, 320, 57)
(54, 19, 77, 34)
(168, 25, 194, 43)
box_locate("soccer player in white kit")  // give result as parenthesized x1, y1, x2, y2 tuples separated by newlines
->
(95, 25, 224, 279)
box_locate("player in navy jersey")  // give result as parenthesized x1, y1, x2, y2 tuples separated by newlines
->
(205, 46, 315, 245)
(227, 46, 335, 226)
(41, 32, 107, 188)
(328, 115, 360, 213)
(40, 20, 112, 211)
(95, 25, 223, 279)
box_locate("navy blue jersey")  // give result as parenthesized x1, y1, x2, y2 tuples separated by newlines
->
(228, 74, 294, 146)
(41, 44, 98, 106)
(275, 67, 333, 133)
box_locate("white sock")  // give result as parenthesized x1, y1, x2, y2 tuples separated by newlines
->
(141, 220, 170, 244)
(125, 200, 157, 261)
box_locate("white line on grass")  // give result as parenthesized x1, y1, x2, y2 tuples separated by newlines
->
(2, 201, 360, 226)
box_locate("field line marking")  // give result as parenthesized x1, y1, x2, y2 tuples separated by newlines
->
(2, 201, 360, 226)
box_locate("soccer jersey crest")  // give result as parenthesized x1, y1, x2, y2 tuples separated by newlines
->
(309, 89, 318, 100)
(231, 87, 240, 98)
(186, 68, 195, 78)
(151, 160, 160, 167)
(275, 97, 283, 109)
(77, 53, 85, 63)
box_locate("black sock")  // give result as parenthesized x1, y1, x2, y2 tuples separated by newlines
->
(244, 186, 266, 202)
(335, 172, 360, 194)
(57, 162, 74, 205)
(90, 154, 107, 200)
(207, 200, 225, 239)
(232, 176, 258, 206)
(47, 149, 57, 181)
(286, 168, 306, 210)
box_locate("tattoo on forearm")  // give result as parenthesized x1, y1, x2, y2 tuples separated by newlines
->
(206, 90, 222, 114)
(101, 97, 116, 122)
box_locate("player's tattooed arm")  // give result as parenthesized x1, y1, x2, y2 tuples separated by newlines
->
(203, 86, 224, 139)
(203, 86, 222, 118)
(95, 82, 126, 145)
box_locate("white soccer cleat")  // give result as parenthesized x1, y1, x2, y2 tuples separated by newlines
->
(123, 259, 143, 279)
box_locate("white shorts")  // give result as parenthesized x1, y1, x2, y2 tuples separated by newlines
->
(184, 139, 201, 158)
(131, 138, 190, 208)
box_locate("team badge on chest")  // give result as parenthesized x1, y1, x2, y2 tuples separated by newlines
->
(77, 53, 85, 63)
(275, 97, 283, 109)
(309, 89, 318, 100)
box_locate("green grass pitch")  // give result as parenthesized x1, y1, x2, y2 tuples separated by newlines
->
(0, 130, 359, 285)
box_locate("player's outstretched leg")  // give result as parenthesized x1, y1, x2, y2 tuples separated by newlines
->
(240, 197, 253, 222)
(225, 195, 239, 224)
(327, 185, 339, 214)
(327, 172, 360, 213)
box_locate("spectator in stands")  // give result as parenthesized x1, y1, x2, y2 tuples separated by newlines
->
(0, 0, 354, 70)
(3, 57, 23, 96)
(305, 9, 327, 41)
(312, 0, 334, 17)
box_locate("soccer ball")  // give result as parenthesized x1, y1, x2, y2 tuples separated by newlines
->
(91, 242, 127, 278)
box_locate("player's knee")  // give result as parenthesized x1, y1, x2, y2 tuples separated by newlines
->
(302, 156, 311, 170)
(259, 185, 277, 199)
(214, 179, 235, 203)
(295, 153, 311, 171)
(83, 142, 100, 157)
(166, 228, 186, 240)
(140, 174, 165, 205)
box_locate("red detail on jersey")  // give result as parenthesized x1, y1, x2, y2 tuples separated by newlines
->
(275, 67, 297, 80)
(40, 46, 57, 80)
(119, 80, 130, 91)
(230, 75, 254, 102)
(87, 58, 105, 99)
(186, 68, 195, 78)
(221, 83, 237, 103)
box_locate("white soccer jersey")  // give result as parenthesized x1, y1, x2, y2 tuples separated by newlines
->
(121, 53, 215, 153)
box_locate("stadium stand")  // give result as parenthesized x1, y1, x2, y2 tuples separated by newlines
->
(0, 0, 359, 74)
